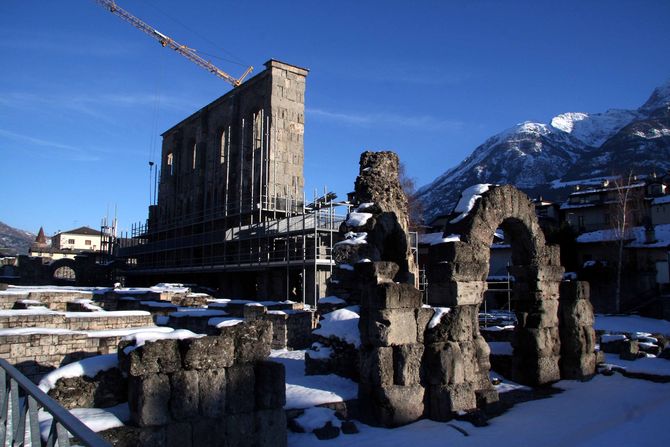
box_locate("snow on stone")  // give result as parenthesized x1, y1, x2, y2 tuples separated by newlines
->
(427, 307, 450, 329)
(38, 404, 129, 440)
(346, 211, 373, 227)
(338, 264, 354, 271)
(72, 299, 103, 311)
(602, 353, 670, 377)
(334, 231, 368, 246)
(420, 232, 461, 245)
(318, 296, 346, 305)
(0, 327, 78, 336)
(83, 326, 173, 338)
(313, 306, 360, 348)
(595, 314, 670, 336)
(169, 309, 228, 318)
(294, 407, 341, 432)
(450, 184, 491, 224)
(139, 300, 177, 308)
(208, 317, 244, 328)
(38, 354, 118, 392)
(307, 342, 333, 360)
(601, 334, 627, 343)
(270, 349, 357, 410)
(63, 310, 151, 318)
(122, 329, 203, 350)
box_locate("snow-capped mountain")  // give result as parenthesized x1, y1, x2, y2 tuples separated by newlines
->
(416, 79, 670, 224)
(0, 221, 35, 255)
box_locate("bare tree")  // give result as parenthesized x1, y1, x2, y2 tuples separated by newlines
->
(610, 172, 644, 312)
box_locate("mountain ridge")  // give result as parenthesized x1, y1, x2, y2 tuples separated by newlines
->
(415, 79, 670, 223)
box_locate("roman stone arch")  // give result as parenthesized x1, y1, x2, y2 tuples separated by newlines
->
(50, 258, 78, 283)
(427, 185, 573, 386)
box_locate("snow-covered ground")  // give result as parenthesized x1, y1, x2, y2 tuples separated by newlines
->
(595, 314, 670, 335)
(288, 373, 670, 446)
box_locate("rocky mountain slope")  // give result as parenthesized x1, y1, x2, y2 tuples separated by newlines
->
(416, 80, 670, 223)
(0, 221, 35, 255)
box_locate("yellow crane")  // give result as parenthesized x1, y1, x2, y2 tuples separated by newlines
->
(94, 0, 253, 87)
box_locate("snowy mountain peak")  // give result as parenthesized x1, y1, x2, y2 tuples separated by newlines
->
(640, 78, 670, 113)
(549, 109, 639, 147)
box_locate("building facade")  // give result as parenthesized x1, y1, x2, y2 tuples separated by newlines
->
(119, 60, 345, 304)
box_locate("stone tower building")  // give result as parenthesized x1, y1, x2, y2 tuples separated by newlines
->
(155, 59, 308, 227)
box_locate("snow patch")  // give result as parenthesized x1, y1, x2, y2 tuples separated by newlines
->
(313, 306, 361, 347)
(38, 354, 118, 392)
(450, 184, 491, 224)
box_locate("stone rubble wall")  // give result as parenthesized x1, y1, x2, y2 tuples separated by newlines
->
(0, 290, 94, 310)
(0, 312, 155, 330)
(117, 320, 286, 447)
(0, 333, 125, 382)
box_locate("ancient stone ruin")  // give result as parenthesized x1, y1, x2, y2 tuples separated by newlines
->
(329, 151, 597, 427)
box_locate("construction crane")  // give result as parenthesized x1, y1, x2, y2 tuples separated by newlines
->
(94, 0, 253, 87)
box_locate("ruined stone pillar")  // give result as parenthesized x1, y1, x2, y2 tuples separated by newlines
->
(558, 280, 597, 379)
(357, 261, 426, 427)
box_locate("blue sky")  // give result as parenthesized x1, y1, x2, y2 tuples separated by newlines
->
(2, 0, 669, 236)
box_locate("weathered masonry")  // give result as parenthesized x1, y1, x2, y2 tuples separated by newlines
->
(331, 152, 597, 427)
(119, 60, 344, 304)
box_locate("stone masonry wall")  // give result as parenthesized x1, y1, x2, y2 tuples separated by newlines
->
(118, 320, 286, 447)
(558, 281, 597, 379)
(0, 291, 94, 310)
(0, 333, 125, 382)
(0, 311, 155, 330)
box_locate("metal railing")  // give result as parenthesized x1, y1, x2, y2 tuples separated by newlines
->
(0, 358, 110, 447)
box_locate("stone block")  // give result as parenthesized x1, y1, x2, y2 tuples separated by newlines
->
(361, 283, 422, 310)
(428, 383, 476, 420)
(170, 370, 199, 421)
(359, 346, 393, 386)
(473, 335, 492, 370)
(358, 383, 425, 427)
(620, 340, 640, 360)
(514, 327, 561, 358)
(225, 412, 255, 447)
(429, 241, 487, 267)
(559, 299, 595, 327)
(512, 281, 561, 300)
(415, 307, 435, 343)
(560, 325, 596, 356)
(255, 361, 286, 410)
(355, 261, 399, 284)
(425, 305, 478, 343)
(166, 422, 192, 447)
(508, 265, 565, 282)
(560, 353, 597, 380)
(512, 355, 561, 385)
(128, 374, 171, 427)
(219, 321, 272, 363)
(226, 365, 255, 414)
(255, 409, 287, 447)
(559, 280, 590, 302)
(180, 336, 235, 370)
(393, 344, 424, 386)
(192, 418, 226, 447)
(427, 281, 486, 307)
(360, 308, 417, 346)
(423, 342, 464, 386)
(198, 369, 226, 417)
(125, 339, 182, 377)
(428, 261, 489, 282)
(138, 427, 167, 446)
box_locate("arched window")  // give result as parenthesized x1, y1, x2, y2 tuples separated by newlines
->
(167, 152, 174, 176)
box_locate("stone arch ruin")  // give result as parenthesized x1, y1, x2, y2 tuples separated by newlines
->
(50, 258, 78, 283)
(333, 151, 596, 428)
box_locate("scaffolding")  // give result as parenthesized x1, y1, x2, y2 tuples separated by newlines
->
(117, 191, 349, 305)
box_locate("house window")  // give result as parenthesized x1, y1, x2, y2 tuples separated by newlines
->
(85, 240, 91, 246)
(192, 143, 197, 170)
(68, 239, 75, 244)
(167, 152, 174, 176)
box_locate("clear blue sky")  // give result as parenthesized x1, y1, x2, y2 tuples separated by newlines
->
(2, 0, 669, 236)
